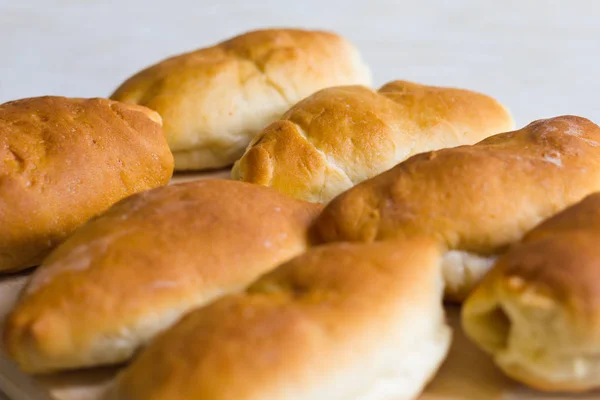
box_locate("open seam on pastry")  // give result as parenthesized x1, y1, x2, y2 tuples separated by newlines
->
(441, 250, 500, 299)
(229, 49, 294, 106)
(292, 122, 353, 200)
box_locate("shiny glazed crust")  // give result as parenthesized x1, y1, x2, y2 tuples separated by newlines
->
(4, 180, 322, 373)
(0, 96, 173, 272)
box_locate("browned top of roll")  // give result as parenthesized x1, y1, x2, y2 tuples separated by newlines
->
(233, 80, 513, 202)
(4, 180, 322, 373)
(111, 28, 370, 170)
(315, 116, 600, 255)
(0, 96, 173, 272)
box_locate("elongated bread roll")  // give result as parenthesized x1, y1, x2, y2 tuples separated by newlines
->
(110, 240, 451, 400)
(0, 96, 173, 273)
(111, 29, 371, 171)
(232, 81, 514, 202)
(315, 116, 600, 300)
(463, 193, 600, 392)
(4, 180, 322, 373)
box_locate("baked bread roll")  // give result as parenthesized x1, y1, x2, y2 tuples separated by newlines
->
(315, 116, 600, 300)
(110, 240, 451, 400)
(232, 81, 514, 202)
(111, 28, 371, 171)
(0, 96, 173, 273)
(4, 180, 321, 373)
(463, 192, 600, 392)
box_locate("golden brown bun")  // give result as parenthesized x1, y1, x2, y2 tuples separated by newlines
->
(232, 81, 514, 202)
(110, 240, 451, 400)
(463, 192, 600, 392)
(4, 180, 322, 373)
(315, 116, 600, 300)
(111, 28, 371, 171)
(0, 96, 173, 273)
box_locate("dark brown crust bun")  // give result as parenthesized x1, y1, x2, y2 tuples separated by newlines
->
(0, 96, 173, 273)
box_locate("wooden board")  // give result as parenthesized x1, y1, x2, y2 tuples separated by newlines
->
(1, 171, 599, 399)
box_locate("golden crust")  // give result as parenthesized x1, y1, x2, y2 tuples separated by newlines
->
(111, 29, 371, 171)
(232, 81, 514, 202)
(463, 193, 600, 392)
(0, 96, 173, 273)
(316, 116, 600, 248)
(315, 116, 600, 298)
(111, 240, 451, 400)
(3, 180, 322, 373)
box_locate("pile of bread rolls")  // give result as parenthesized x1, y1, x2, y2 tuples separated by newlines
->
(1, 28, 599, 399)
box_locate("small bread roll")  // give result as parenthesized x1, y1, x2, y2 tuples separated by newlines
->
(233, 81, 514, 202)
(4, 180, 321, 373)
(0, 96, 173, 273)
(315, 116, 600, 300)
(110, 240, 451, 400)
(463, 193, 600, 392)
(111, 29, 371, 171)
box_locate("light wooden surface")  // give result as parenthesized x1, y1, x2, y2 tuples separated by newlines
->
(0, 0, 598, 126)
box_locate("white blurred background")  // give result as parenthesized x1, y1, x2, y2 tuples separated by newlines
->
(0, 0, 598, 126)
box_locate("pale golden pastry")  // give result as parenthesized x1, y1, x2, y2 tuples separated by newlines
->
(4, 180, 322, 373)
(463, 192, 600, 392)
(315, 116, 600, 300)
(232, 81, 514, 202)
(110, 240, 451, 400)
(111, 28, 371, 171)
(0, 96, 173, 273)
